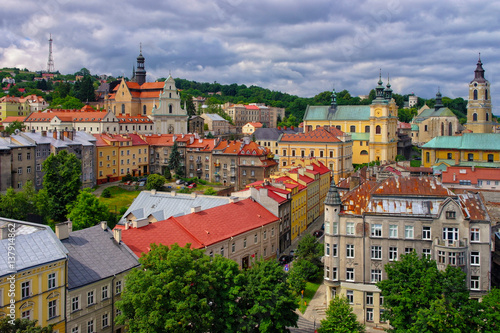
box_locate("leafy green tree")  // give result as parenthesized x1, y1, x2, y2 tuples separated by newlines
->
(479, 288, 500, 332)
(0, 188, 26, 220)
(203, 187, 217, 195)
(318, 296, 365, 333)
(377, 252, 474, 332)
(50, 96, 84, 109)
(117, 243, 245, 333)
(163, 167, 172, 180)
(286, 260, 308, 294)
(101, 188, 111, 198)
(409, 297, 469, 333)
(66, 189, 111, 230)
(0, 318, 53, 332)
(42, 150, 82, 222)
(146, 174, 166, 191)
(296, 234, 323, 267)
(4, 120, 26, 135)
(76, 76, 95, 102)
(239, 260, 298, 332)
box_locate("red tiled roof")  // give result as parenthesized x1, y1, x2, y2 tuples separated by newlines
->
(245, 105, 260, 110)
(2, 116, 26, 123)
(116, 114, 153, 124)
(442, 166, 500, 184)
(280, 127, 343, 143)
(141, 134, 175, 146)
(118, 198, 279, 257)
(26, 109, 108, 122)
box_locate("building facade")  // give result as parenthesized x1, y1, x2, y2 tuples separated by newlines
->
(323, 177, 491, 328)
(150, 76, 188, 134)
(466, 56, 494, 134)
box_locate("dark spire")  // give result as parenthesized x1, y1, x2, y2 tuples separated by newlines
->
(434, 87, 443, 110)
(135, 43, 146, 85)
(472, 53, 486, 83)
(384, 74, 393, 100)
(373, 69, 386, 102)
(330, 87, 337, 112)
(324, 179, 341, 206)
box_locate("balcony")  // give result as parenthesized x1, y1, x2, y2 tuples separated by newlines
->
(435, 238, 467, 248)
(214, 163, 220, 167)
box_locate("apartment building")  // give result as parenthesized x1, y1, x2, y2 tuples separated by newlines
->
(323, 176, 491, 328)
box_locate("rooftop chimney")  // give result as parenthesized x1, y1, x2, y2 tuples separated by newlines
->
(229, 196, 239, 203)
(0, 225, 10, 240)
(101, 221, 107, 230)
(41, 130, 47, 137)
(191, 206, 202, 213)
(113, 228, 122, 243)
(53, 129, 57, 139)
(55, 220, 73, 240)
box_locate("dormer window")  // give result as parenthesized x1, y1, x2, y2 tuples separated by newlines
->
(446, 211, 456, 219)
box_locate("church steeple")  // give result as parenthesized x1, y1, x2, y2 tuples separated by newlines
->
(135, 43, 146, 86)
(472, 53, 486, 83)
(330, 87, 337, 112)
(434, 88, 443, 110)
(373, 69, 386, 102)
(384, 74, 393, 100)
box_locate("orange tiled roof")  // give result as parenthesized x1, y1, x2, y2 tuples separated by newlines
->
(245, 105, 260, 110)
(116, 114, 153, 124)
(280, 127, 343, 143)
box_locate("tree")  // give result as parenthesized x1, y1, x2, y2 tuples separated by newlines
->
(203, 187, 217, 195)
(76, 76, 95, 102)
(42, 150, 82, 222)
(409, 297, 469, 333)
(0, 318, 53, 333)
(296, 234, 323, 267)
(479, 288, 500, 332)
(117, 243, 245, 333)
(168, 142, 184, 178)
(66, 189, 111, 230)
(318, 296, 365, 333)
(163, 167, 172, 180)
(239, 260, 298, 332)
(4, 120, 26, 135)
(146, 174, 166, 191)
(377, 252, 476, 332)
(0, 188, 26, 220)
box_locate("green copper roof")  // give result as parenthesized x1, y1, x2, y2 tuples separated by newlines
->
(351, 132, 370, 141)
(303, 105, 370, 121)
(422, 133, 500, 151)
(414, 107, 456, 123)
(433, 159, 500, 170)
(411, 124, 419, 131)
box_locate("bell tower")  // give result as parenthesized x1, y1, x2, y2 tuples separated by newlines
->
(135, 43, 146, 86)
(466, 54, 492, 133)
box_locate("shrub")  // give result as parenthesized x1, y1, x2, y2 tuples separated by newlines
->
(101, 188, 111, 198)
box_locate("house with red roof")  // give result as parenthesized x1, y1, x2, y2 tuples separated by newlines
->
(441, 165, 500, 190)
(233, 182, 292, 253)
(242, 121, 263, 134)
(115, 197, 280, 269)
(277, 126, 353, 184)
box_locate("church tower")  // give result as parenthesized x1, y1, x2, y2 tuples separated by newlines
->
(466, 55, 493, 133)
(151, 75, 188, 134)
(135, 44, 146, 86)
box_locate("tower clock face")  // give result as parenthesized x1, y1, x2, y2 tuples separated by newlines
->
(376, 110, 381, 116)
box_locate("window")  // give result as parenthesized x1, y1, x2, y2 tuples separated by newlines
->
(405, 247, 414, 254)
(17, 167, 22, 174)
(389, 247, 398, 261)
(458, 252, 465, 265)
(21, 281, 30, 299)
(346, 290, 354, 304)
(438, 251, 446, 264)
(220, 247, 224, 256)
(72, 327, 79, 333)
(365, 125, 370, 133)
(366, 308, 374, 322)
(346, 268, 354, 281)
(371, 224, 382, 237)
(87, 320, 94, 333)
(443, 227, 459, 245)
(231, 242, 235, 253)
(470, 276, 480, 290)
(371, 246, 382, 260)
(376, 125, 381, 134)
(468, 153, 474, 162)
(488, 154, 494, 162)
(18, 153, 22, 161)
(332, 222, 338, 235)
(471, 251, 480, 266)
(21, 310, 31, 320)
(27, 166, 31, 174)
(332, 244, 338, 257)
(326, 243, 330, 256)
(389, 225, 398, 238)
(346, 244, 354, 258)
(263, 230, 267, 240)
(87, 291, 94, 306)
(48, 299, 57, 319)
(346, 222, 354, 235)
(48, 273, 56, 289)
(72, 296, 80, 312)
(422, 226, 431, 240)
(350, 125, 355, 132)
(447, 153, 452, 159)
(366, 292, 374, 305)
(470, 228, 480, 242)
(101, 285, 108, 299)
(422, 248, 431, 258)
(325, 266, 330, 279)
(424, 125, 428, 131)
(102, 313, 109, 328)
(115, 280, 122, 294)
(446, 211, 456, 219)
(332, 267, 338, 280)
(448, 252, 457, 265)
(405, 225, 414, 239)
(426, 152, 430, 163)
(254, 234, 258, 244)
(243, 238, 247, 248)
(371, 269, 382, 282)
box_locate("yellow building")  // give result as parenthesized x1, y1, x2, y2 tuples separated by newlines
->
(277, 127, 353, 184)
(0, 218, 68, 332)
(302, 78, 398, 165)
(421, 133, 500, 169)
(466, 56, 494, 133)
(0, 95, 31, 122)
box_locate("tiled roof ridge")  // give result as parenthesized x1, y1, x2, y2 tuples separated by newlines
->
(169, 215, 205, 247)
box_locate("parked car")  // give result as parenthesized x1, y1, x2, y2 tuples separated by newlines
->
(139, 177, 147, 182)
(176, 179, 183, 185)
(289, 250, 296, 258)
(188, 183, 197, 189)
(278, 255, 293, 265)
(313, 230, 324, 237)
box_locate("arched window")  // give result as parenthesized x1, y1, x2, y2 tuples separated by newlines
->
(143, 105, 147, 115)
(485, 89, 488, 100)
(121, 104, 125, 114)
(473, 113, 478, 122)
(376, 125, 381, 134)
(169, 105, 173, 114)
(486, 113, 489, 121)
(350, 125, 356, 132)
(360, 150, 368, 155)
(473, 90, 478, 100)
(448, 122, 453, 136)
(441, 122, 444, 136)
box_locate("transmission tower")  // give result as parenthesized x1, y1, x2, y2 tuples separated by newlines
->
(47, 34, 54, 73)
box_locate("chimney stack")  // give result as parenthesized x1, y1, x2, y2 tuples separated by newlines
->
(53, 129, 57, 139)
(0, 225, 10, 240)
(101, 221, 107, 230)
(55, 220, 72, 240)
(113, 228, 122, 243)
(191, 206, 202, 213)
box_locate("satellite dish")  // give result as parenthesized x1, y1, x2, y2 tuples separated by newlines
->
(14, 129, 20, 134)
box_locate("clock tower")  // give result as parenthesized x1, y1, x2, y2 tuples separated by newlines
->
(466, 55, 493, 133)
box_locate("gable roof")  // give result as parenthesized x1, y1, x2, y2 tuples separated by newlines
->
(119, 198, 279, 257)
(422, 133, 500, 151)
(303, 105, 371, 121)
(61, 225, 139, 289)
(279, 127, 344, 143)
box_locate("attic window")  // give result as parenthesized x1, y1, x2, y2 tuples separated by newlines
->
(446, 211, 456, 219)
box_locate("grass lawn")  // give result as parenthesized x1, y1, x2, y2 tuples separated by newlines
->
(97, 186, 141, 213)
(296, 281, 322, 314)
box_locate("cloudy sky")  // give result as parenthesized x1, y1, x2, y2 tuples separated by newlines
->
(1, 0, 500, 112)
